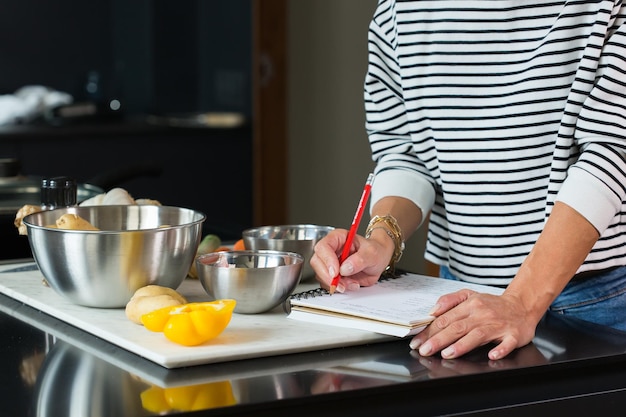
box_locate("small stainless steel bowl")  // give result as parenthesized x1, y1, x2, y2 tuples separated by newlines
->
(23, 205, 205, 308)
(196, 250, 304, 314)
(242, 224, 334, 281)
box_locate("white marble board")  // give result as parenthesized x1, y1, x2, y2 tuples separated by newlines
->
(0, 262, 393, 369)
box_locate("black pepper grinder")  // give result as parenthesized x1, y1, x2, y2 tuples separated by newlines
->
(41, 176, 78, 210)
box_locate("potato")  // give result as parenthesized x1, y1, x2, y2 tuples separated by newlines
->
(125, 285, 188, 324)
(135, 198, 162, 206)
(55, 213, 99, 230)
(129, 285, 187, 304)
(125, 294, 183, 324)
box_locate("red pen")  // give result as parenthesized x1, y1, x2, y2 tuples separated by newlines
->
(329, 173, 374, 295)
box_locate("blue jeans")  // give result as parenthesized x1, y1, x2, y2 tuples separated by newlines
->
(439, 265, 626, 332)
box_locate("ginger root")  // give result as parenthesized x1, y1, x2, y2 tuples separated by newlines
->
(14, 204, 43, 235)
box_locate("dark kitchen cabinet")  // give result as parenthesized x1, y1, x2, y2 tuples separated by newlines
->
(0, 0, 287, 252)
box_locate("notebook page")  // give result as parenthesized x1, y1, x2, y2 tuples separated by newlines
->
(289, 273, 504, 327)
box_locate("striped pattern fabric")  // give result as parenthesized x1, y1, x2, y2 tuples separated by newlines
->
(365, 0, 626, 285)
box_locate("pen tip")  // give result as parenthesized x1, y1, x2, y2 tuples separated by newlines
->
(329, 285, 336, 295)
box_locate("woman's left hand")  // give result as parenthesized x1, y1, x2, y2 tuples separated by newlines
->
(409, 289, 538, 360)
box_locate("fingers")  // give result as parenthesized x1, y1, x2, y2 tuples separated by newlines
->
(412, 318, 487, 359)
(429, 289, 476, 316)
(310, 229, 389, 290)
(310, 229, 348, 287)
(410, 293, 535, 360)
(310, 229, 362, 292)
(412, 289, 482, 358)
(488, 335, 520, 361)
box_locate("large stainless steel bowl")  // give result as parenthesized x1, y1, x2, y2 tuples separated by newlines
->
(23, 205, 205, 308)
(196, 250, 303, 314)
(242, 224, 334, 281)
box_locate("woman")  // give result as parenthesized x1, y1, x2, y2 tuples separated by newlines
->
(310, 0, 626, 360)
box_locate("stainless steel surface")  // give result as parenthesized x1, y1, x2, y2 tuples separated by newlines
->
(242, 224, 334, 281)
(23, 205, 205, 308)
(196, 250, 303, 314)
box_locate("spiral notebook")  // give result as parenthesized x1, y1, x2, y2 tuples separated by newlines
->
(286, 272, 504, 337)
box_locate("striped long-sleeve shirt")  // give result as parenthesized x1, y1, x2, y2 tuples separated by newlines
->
(365, 0, 626, 285)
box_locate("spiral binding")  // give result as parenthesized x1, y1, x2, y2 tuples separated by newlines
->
(291, 286, 330, 300)
(282, 270, 406, 314)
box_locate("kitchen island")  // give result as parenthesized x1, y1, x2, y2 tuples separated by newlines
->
(2, 258, 626, 417)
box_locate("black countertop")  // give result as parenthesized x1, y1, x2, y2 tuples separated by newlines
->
(3, 259, 626, 417)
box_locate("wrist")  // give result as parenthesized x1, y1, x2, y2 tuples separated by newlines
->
(365, 214, 405, 274)
(366, 227, 395, 259)
(505, 268, 562, 324)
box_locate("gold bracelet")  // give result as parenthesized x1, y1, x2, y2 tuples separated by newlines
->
(365, 214, 405, 273)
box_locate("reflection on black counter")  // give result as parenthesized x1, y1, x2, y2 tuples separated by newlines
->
(33, 340, 146, 417)
(0, 314, 47, 417)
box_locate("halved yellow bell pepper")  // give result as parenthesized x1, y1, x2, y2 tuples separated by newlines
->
(141, 299, 236, 346)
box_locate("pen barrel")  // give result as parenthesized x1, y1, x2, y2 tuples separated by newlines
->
(331, 173, 375, 291)
(338, 173, 374, 263)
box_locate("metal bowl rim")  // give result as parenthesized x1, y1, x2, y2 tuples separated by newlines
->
(242, 224, 335, 238)
(196, 249, 304, 267)
(22, 205, 206, 233)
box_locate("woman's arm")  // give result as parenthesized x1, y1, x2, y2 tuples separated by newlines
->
(412, 201, 600, 360)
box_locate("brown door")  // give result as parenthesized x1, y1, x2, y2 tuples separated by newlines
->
(252, 0, 287, 226)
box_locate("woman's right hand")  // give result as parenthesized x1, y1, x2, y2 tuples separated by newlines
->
(311, 195, 422, 292)
(309, 227, 393, 293)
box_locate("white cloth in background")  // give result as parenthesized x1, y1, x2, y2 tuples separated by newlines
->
(0, 85, 73, 125)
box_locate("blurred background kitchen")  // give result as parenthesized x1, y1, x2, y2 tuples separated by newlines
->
(0, 0, 428, 274)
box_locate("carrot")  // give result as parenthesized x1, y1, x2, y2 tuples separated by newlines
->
(213, 246, 231, 252)
(233, 239, 246, 251)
